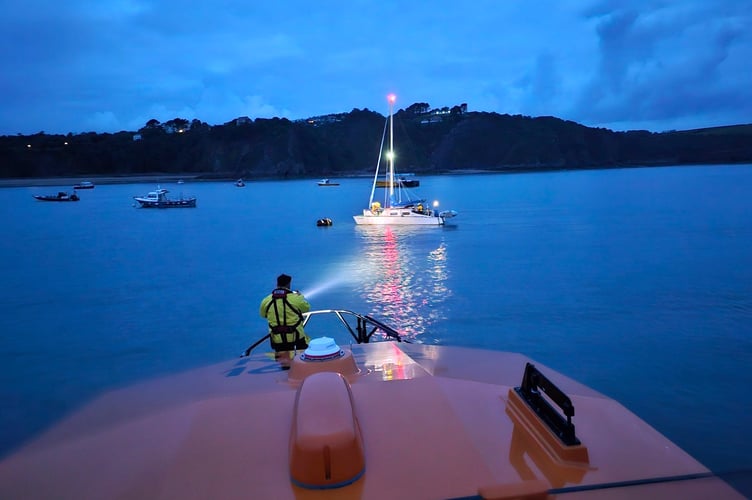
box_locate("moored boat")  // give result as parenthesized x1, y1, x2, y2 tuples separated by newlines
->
(235, 178, 246, 187)
(33, 191, 79, 202)
(317, 178, 340, 186)
(375, 173, 419, 188)
(353, 94, 457, 226)
(133, 187, 196, 208)
(0, 308, 744, 499)
(72, 181, 94, 189)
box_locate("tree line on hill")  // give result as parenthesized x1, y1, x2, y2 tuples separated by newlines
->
(1, 105, 751, 180)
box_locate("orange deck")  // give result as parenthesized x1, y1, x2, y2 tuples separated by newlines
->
(0, 342, 743, 499)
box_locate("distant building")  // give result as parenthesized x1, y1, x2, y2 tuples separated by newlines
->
(299, 114, 344, 126)
(133, 134, 142, 141)
(235, 116, 251, 126)
(417, 103, 467, 124)
(420, 116, 444, 125)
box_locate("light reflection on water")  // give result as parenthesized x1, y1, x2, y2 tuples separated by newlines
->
(352, 226, 451, 341)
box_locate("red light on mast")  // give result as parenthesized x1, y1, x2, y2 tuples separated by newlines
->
(387, 93, 396, 104)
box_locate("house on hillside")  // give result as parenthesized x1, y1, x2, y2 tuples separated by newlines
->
(299, 114, 344, 127)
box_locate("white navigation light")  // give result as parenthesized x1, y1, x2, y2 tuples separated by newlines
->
(302, 337, 343, 361)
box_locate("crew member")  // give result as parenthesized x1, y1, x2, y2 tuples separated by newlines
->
(259, 274, 311, 353)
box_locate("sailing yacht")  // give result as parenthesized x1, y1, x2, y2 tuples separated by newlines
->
(353, 94, 457, 226)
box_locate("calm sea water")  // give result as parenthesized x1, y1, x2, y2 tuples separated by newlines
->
(1, 165, 751, 485)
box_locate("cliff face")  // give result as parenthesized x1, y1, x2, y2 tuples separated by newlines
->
(1, 111, 751, 179)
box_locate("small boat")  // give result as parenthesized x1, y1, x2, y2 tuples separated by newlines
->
(354, 94, 457, 226)
(33, 191, 79, 202)
(235, 178, 246, 187)
(316, 217, 333, 226)
(375, 173, 419, 188)
(317, 179, 340, 186)
(133, 187, 196, 208)
(72, 181, 95, 189)
(176, 179, 185, 185)
(0, 308, 743, 498)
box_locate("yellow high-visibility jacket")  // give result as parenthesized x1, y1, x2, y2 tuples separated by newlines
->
(259, 288, 311, 351)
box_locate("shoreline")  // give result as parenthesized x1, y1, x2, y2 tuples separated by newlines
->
(4, 162, 751, 188)
(0, 174, 204, 188)
(0, 172, 376, 188)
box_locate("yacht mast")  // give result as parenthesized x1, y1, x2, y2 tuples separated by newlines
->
(388, 93, 396, 207)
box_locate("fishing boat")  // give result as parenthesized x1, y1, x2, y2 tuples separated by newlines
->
(72, 181, 94, 189)
(33, 191, 79, 202)
(133, 187, 196, 208)
(353, 94, 457, 226)
(318, 178, 340, 186)
(0, 308, 743, 498)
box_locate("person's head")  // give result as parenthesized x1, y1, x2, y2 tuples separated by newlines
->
(277, 273, 292, 288)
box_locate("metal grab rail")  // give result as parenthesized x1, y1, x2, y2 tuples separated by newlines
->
(514, 362, 580, 446)
(301, 309, 406, 344)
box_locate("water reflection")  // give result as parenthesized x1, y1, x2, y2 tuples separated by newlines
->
(352, 226, 452, 341)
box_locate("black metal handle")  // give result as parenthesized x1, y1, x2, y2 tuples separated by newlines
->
(515, 362, 581, 446)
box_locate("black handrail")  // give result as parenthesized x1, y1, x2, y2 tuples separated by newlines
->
(514, 362, 581, 446)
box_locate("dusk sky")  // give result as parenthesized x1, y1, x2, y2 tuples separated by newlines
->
(1, 0, 750, 136)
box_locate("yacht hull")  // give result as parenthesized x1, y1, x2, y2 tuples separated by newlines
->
(354, 209, 444, 225)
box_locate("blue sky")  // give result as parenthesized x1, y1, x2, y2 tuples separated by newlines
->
(1, 0, 750, 136)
